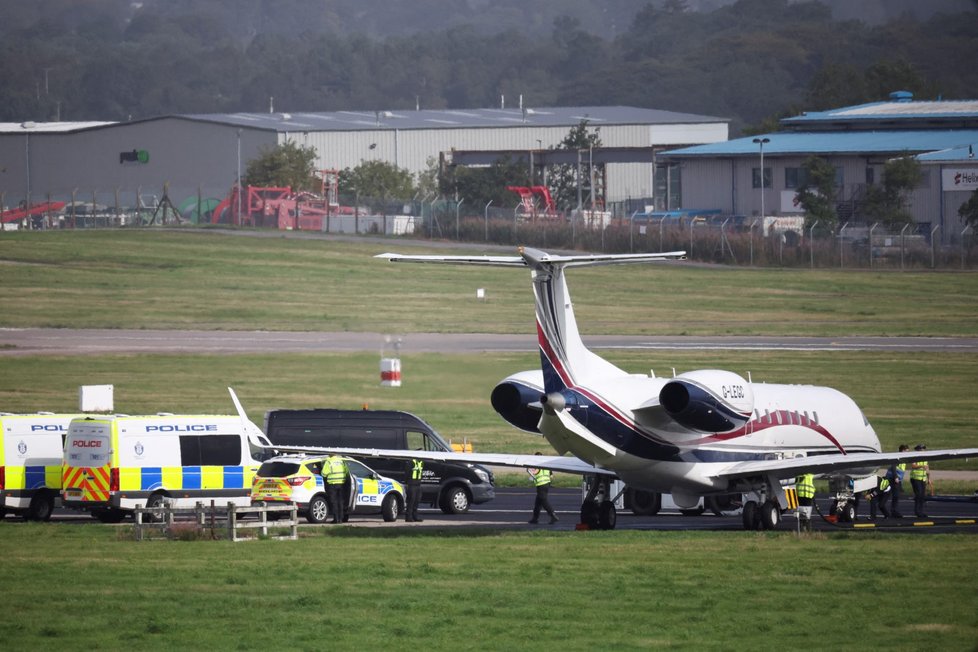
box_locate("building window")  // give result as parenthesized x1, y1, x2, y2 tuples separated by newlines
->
(865, 167, 875, 185)
(785, 167, 810, 190)
(752, 167, 772, 189)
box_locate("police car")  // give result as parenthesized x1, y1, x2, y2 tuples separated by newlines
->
(251, 454, 405, 524)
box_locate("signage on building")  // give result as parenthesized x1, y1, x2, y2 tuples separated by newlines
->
(780, 190, 804, 213)
(941, 168, 978, 191)
(119, 149, 150, 164)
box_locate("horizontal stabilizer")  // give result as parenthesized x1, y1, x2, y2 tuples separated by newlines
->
(377, 247, 685, 270)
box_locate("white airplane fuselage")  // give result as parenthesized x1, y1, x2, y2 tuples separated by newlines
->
(508, 366, 881, 496)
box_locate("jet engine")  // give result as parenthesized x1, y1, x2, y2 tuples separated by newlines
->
(490, 370, 544, 434)
(658, 369, 754, 433)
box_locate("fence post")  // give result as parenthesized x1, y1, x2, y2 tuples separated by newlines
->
(228, 503, 237, 541)
(135, 506, 144, 541)
(900, 223, 910, 270)
(809, 220, 819, 268)
(931, 225, 940, 269)
(869, 223, 878, 269)
(963, 226, 972, 269)
(839, 222, 849, 268)
(484, 200, 492, 241)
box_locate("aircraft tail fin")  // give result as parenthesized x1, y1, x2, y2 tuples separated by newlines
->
(378, 247, 685, 392)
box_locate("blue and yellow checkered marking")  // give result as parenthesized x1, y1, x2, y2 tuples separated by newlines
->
(120, 466, 256, 492)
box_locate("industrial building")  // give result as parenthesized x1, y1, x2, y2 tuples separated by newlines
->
(0, 105, 727, 223)
(660, 93, 978, 243)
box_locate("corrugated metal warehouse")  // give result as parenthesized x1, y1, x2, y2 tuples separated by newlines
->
(0, 106, 728, 217)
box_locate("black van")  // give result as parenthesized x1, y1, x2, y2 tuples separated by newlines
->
(263, 409, 494, 514)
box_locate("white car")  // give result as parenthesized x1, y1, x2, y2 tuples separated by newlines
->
(251, 455, 405, 523)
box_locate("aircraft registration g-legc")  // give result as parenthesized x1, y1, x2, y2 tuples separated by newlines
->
(327, 247, 978, 530)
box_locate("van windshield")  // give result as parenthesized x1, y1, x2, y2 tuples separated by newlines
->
(407, 429, 450, 452)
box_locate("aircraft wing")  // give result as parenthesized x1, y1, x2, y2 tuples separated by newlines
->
(715, 448, 978, 482)
(264, 444, 612, 476)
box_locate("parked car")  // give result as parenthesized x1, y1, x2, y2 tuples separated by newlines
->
(251, 454, 404, 524)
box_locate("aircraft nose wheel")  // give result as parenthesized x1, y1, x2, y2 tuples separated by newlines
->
(580, 500, 617, 530)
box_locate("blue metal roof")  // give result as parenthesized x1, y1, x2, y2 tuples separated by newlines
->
(781, 99, 978, 126)
(916, 144, 978, 162)
(178, 105, 727, 132)
(662, 130, 978, 158)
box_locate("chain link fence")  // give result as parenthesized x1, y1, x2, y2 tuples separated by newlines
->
(4, 186, 974, 270)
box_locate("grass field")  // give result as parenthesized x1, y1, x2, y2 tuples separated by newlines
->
(0, 525, 976, 650)
(2, 229, 978, 649)
(1, 229, 977, 335)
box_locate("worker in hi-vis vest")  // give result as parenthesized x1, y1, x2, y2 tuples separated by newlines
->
(528, 453, 559, 525)
(323, 454, 349, 524)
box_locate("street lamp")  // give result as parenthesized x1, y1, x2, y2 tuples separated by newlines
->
(752, 137, 770, 220)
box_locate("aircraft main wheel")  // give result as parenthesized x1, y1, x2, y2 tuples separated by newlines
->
(742, 500, 760, 530)
(598, 500, 617, 530)
(760, 500, 780, 530)
(629, 489, 661, 516)
(580, 501, 599, 529)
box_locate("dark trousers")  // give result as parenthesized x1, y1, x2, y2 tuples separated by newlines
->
(326, 483, 345, 523)
(406, 480, 422, 521)
(911, 479, 927, 517)
(869, 490, 891, 519)
(889, 481, 903, 516)
(532, 483, 556, 520)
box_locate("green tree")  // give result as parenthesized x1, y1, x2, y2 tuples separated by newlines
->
(243, 141, 318, 190)
(863, 156, 923, 225)
(546, 120, 603, 210)
(796, 156, 838, 231)
(958, 189, 978, 229)
(441, 156, 530, 209)
(337, 160, 415, 201)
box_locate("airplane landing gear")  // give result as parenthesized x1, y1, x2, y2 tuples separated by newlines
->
(581, 475, 619, 530)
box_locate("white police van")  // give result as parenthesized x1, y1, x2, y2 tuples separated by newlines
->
(62, 413, 273, 522)
(0, 413, 81, 520)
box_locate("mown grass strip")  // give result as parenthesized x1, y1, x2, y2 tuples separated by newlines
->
(1, 229, 976, 335)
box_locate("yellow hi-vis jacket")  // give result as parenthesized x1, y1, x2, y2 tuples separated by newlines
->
(796, 473, 816, 499)
(531, 468, 552, 487)
(324, 456, 348, 485)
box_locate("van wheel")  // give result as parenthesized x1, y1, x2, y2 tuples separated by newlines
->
(93, 509, 126, 523)
(382, 494, 401, 522)
(145, 493, 167, 523)
(439, 486, 470, 514)
(307, 496, 329, 524)
(27, 492, 55, 522)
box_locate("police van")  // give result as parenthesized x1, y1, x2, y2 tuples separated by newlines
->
(62, 413, 273, 522)
(0, 412, 81, 521)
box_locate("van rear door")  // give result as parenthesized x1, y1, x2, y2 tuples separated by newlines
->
(63, 421, 112, 505)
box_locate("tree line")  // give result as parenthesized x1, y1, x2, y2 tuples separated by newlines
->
(1, 0, 975, 134)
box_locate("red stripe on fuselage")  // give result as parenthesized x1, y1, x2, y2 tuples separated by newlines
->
(535, 321, 847, 453)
